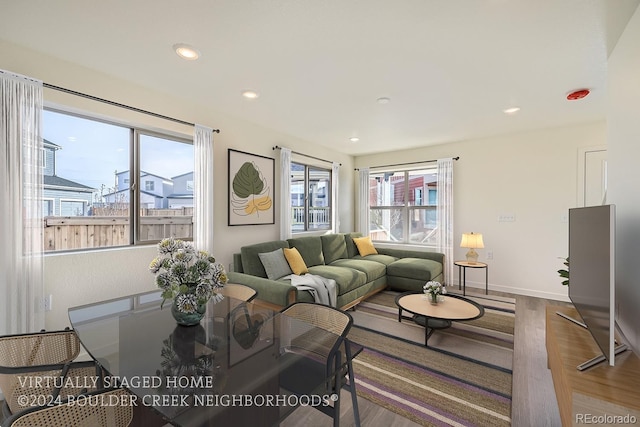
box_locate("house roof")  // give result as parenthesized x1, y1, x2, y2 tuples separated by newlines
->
(171, 172, 194, 179)
(43, 139, 61, 150)
(116, 170, 172, 182)
(102, 188, 161, 199)
(44, 175, 95, 192)
(2, 1, 639, 155)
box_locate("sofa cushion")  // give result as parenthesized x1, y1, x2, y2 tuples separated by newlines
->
(330, 259, 386, 282)
(287, 236, 325, 267)
(387, 257, 443, 282)
(353, 236, 378, 256)
(344, 232, 363, 258)
(258, 248, 292, 280)
(307, 265, 367, 295)
(283, 247, 309, 275)
(320, 234, 348, 265)
(241, 240, 290, 278)
(352, 254, 398, 266)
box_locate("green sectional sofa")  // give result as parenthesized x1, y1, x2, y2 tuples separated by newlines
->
(228, 233, 445, 310)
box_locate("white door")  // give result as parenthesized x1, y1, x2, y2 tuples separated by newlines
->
(578, 146, 607, 207)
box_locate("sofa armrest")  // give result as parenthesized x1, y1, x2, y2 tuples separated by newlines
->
(375, 247, 445, 264)
(227, 272, 296, 307)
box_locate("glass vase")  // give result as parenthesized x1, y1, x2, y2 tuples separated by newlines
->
(430, 293, 439, 305)
(171, 300, 206, 326)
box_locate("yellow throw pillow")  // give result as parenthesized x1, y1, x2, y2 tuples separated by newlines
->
(353, 236, 378, 256)
(283, 247, 309, 275)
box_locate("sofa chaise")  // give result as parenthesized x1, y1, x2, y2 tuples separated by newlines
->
(228, 233, 445, 310)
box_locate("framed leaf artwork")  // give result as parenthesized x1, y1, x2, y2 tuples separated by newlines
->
(228, 149, 275, 226)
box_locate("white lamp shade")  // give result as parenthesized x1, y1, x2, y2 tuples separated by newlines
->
(460, 232, 484, 249)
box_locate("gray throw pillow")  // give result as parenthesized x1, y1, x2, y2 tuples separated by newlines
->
(258, 248, 293, 280)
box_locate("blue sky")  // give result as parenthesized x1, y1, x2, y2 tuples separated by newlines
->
(43, 110, 193, 192)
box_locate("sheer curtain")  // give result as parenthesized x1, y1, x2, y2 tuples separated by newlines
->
(0, 70, 45, 335)
(357, 168, 370, 236)
(279, 147, 292, 240)
(436, 158, 454, 285)
(331, 162, 340, 233)
(193, 125, 215, 254)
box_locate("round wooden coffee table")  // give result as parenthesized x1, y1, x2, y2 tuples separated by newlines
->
(395, 292, 484, 347)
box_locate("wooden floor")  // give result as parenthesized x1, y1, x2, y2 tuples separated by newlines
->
(282, 290, 568, 427)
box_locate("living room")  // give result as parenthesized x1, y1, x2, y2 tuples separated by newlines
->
(2, 1, 640, 426)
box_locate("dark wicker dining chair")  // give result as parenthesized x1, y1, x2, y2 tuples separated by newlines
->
(0, 329, 101, 418)
(278, 302, 361, 427)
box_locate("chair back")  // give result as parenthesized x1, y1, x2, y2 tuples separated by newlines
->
(0, 330, 83, 415)
(280, 302, 352, 337)
(219, 283, 257, 302)
(0, 330, 80, 369)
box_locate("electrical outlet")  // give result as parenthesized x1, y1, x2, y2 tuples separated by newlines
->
(486, 251, 493, 260)
(43, 294, 52, 311)
(498, 213, 516, 222)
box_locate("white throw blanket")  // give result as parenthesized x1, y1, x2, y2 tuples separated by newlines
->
(285, 274, 337, 307)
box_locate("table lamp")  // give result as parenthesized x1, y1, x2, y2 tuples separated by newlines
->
(461, 232, 484, 264)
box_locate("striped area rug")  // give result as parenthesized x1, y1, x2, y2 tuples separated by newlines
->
(349, 290, 515, 427)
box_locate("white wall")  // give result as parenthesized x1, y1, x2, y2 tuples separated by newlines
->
(355, 121, 607, 301)
(0, 37, 614, 328)
(607, 5, 640, 353)
(1, 40, 354, 330)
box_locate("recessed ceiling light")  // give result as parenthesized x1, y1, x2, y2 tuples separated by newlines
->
(173, 43, 200, 60)
(242, 90, 259, 99)
(503, 107, 521, 114)
(349, 137, 360, 143)
(376, 97, 391, 104)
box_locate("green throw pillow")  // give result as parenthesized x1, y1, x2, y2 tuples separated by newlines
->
(258, 248, 293, 280)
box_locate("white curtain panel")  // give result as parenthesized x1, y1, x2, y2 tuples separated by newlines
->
(0, 70, 45, 335)
(331, 162, 340, 233)
(357, 168, 370, 236)
(193, 124, 215, 254)
(436, 158, 454, 285)
(279, 147, 292, 240)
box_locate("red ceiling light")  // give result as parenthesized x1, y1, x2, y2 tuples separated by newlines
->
(566, 89, 590, 101)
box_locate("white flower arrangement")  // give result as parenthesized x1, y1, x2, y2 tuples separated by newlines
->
(423, 281, 446, 301)
(150, 238, 227, 313)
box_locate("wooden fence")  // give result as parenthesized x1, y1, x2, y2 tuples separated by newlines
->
(43, 215, 193, 252)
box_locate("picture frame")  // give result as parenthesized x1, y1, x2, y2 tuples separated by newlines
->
(228, 149, 275, 226)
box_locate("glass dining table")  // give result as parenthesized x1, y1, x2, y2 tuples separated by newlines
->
(68, 290, 344, 427)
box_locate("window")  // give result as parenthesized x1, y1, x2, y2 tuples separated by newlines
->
(290, 162, 332, 232)
(369, 167, 437, 245)
(42, 109, 194, 252)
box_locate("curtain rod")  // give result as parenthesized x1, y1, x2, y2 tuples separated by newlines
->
(43, 83, 220, 132)
(272, 145, 341, 166)
(354, 156, 459, 171)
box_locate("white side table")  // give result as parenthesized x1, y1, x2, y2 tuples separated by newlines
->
(454, 261, 488, 295)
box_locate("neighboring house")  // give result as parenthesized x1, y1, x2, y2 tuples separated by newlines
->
(42, 139, 95, 216)
(166, 172, 194, 208)
(105, 170, 193, 209)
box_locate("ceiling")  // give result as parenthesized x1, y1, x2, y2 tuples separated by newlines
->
(1, 0, 639, 156)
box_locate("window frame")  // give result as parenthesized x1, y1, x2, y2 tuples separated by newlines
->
(290, 161, 333, 233)
(43, 107, 194, 252)
(369, 166, 438, 246)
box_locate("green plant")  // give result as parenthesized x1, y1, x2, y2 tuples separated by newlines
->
(557, 257, 569, 286)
